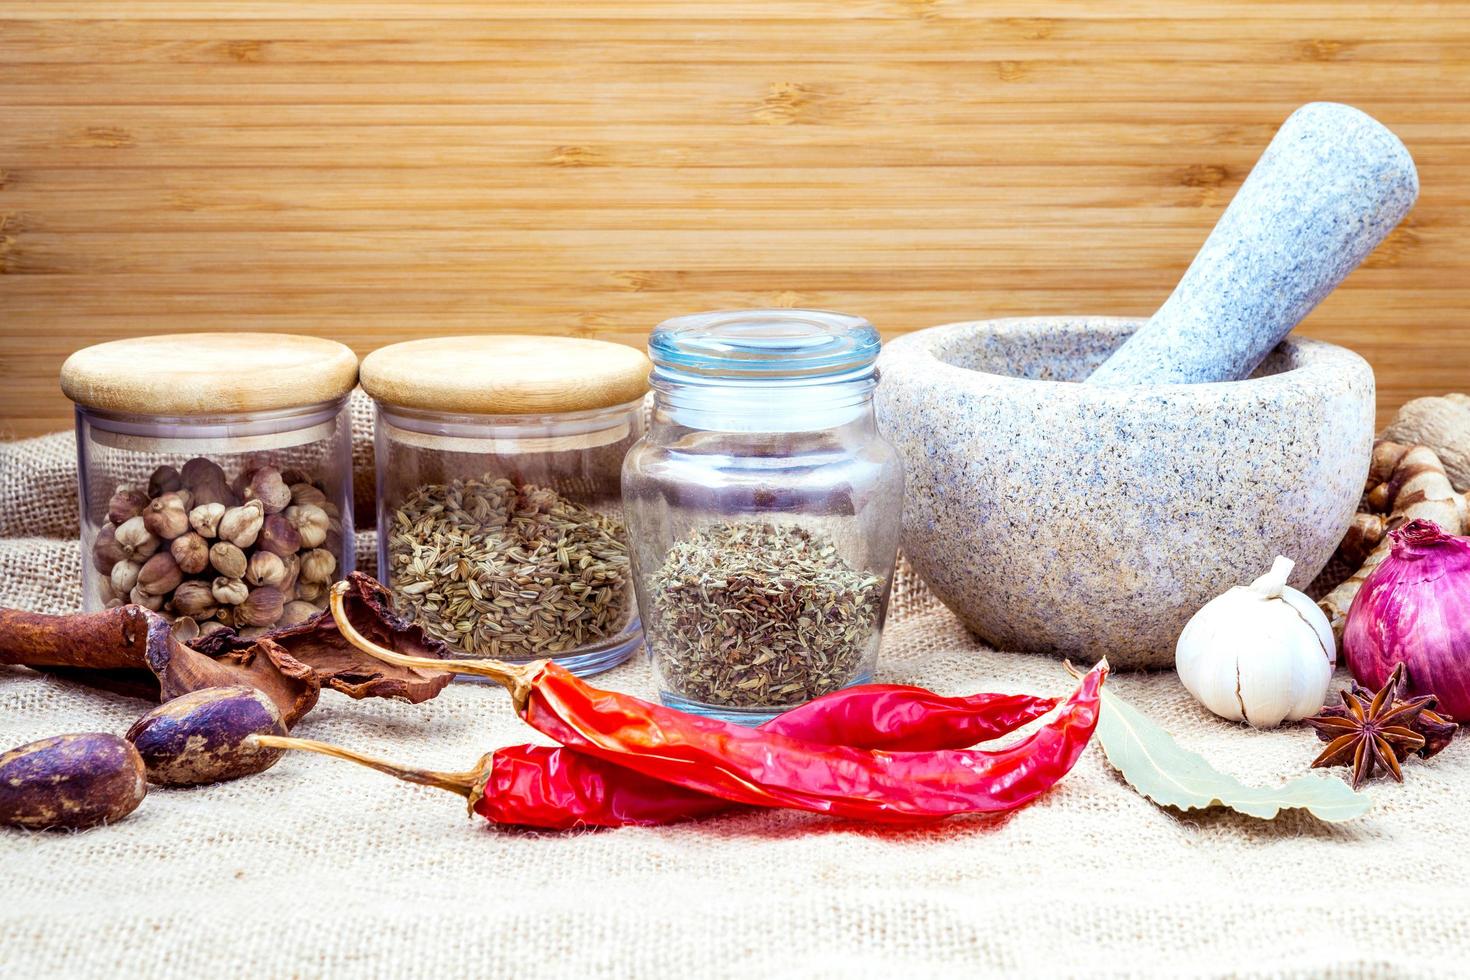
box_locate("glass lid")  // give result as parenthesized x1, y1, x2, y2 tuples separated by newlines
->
(648, 309, 880, 380)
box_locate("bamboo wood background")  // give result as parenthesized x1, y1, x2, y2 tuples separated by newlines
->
(2, 1, 1468, 437)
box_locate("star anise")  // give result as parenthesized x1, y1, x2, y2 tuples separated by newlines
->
(1312, 667, 1457, 761)
(1305, 664, 1439, 789)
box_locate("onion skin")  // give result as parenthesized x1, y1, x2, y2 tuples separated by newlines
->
(1344, 519, 1470, 719)
(0, 733, 147, 831)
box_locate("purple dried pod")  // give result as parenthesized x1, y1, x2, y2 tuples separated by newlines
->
(209, 542, 248, 579)
(129, 584, 165, 611)
(189, 502, 226, 538)
(217, 501, 264, 549)
(211, 576, 249, 606)
(278, 600, 319, 628)
(277, 553, 301, 596)
(257, 514, 301, 557)
(170, 532, 211, 575)
(171, 580, 218, 619)
(244, 467, 292, 515)
(189, 477, 238, 510)
(136, 552, 183, 596)
(142, 493, 190, 541)
(295, 580, 327, 604)
(180, 457, 227, 491)
(299, 548, 336, 585)
(148, 465, 182, 498)
(245, 550, 287, 588)
(237, 586, 284, 628)
(125, 687, 287, 787)
(289, 483, 327, 508)
(109, 559, 141, 598)
(0, 733, 147, 830)
(114, 516, 160, 563)
(92, 522, 125, 574)
(284, 504, 330, 549)
(106, 487, 151, 526)
(171, 616, 200, 644)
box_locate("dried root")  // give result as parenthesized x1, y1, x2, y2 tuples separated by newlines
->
(1380, 393, 1470, 492)
(1319, 443, 1468, 637)
(1336, 512, 1389, 567)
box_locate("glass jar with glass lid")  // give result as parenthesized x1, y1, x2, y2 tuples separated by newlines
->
(360, 335, 650, 677)
(622, 309, 904, 723)
(61, 333, 359, 641)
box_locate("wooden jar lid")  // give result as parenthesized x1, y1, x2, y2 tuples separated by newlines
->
(61, 333, 359, 417)
(360, 335, 651, 415)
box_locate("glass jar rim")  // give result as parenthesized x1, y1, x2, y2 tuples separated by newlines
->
(649, 309, 880, 381)
(75, 395, 348, 431)
(376, 394, 645, 430)
(74, 396, 350, 454)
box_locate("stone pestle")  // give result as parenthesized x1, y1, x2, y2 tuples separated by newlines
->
(1086, 102, 1418, 386)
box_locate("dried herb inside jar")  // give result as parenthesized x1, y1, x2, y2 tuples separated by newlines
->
(647, 521, 882, 708)
(388, 478, 630, 659)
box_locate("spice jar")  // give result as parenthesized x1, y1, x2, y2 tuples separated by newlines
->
(361, 335, 650, 677)
(622, 309, 904, 723)
(61, 333, 359, 638)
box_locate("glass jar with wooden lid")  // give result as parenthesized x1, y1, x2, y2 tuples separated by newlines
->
(60, 333, 359, 639)
(360, 335, 651, 677)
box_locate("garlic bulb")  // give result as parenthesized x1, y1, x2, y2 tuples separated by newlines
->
(1175, 556, 1335, 728)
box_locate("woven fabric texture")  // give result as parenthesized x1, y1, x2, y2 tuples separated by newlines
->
(2, 416, 1467, 979)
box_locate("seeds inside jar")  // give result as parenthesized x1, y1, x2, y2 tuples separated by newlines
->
(93, 460, 342, 637)
(646, 521, 882, 709)
(388, 478, 630, 659)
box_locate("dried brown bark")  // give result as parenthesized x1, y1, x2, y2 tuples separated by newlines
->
(0, 573, 451, 725)
(190, 573, 453, 704)
(0, 603, 321, 726)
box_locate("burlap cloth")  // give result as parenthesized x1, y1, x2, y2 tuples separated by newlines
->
(3, 402, 1467, 979)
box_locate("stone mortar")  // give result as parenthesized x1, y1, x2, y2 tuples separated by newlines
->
(875, 316, 1375, 669)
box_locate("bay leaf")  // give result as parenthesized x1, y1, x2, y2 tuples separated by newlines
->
(1095, 687, 1371, 823)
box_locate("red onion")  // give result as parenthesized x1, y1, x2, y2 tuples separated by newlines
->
(1344, 518, 1470, 719)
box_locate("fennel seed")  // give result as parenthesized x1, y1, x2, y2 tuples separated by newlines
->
(388, 478, 630, 660)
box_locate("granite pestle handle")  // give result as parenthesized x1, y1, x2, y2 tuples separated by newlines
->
(1086, 102, 1418, 386)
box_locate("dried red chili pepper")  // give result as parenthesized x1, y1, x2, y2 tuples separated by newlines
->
(759, 684, 1058, 752)
(517, 657, 1104, 822)
(487, 686, 1056, 825)
(256, 664, 1100, 826)
(254, 674, 1057, 830)
(254, 684, 1070, 830)
(263, 583, 1106, 824)
(481, 683, 1057, 828)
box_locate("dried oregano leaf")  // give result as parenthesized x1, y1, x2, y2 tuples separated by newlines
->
(1094, 687, 1371, 823)
(647, 521, 881, 709)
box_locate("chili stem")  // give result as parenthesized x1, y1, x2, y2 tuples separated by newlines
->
(250, 734, 485, 802)
(329, 581, 541, 712)
(1063, 659, 1109, 681)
